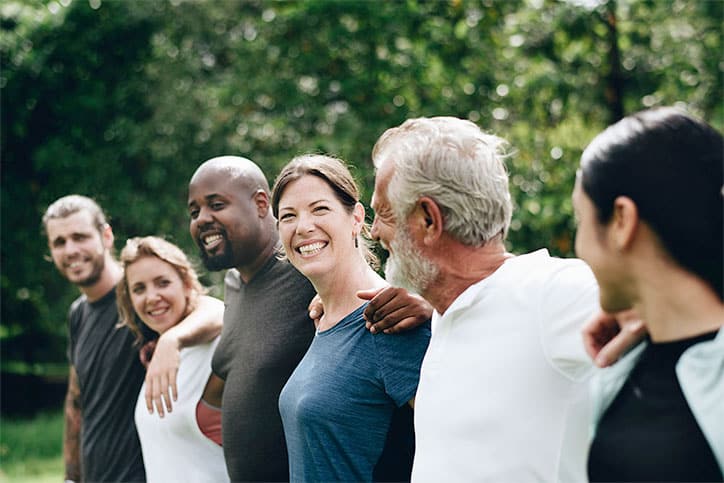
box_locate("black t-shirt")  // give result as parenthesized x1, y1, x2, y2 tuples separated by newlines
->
(588, 331, 722, 482)
(213, 258, 317, 482)
(68, 287, 146, 482)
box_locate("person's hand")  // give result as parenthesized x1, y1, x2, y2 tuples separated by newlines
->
(144, 333, 181, 418)
(357, 286, 433, 334)
(138, 338, 157, 369)
(582, 309, 646, 368)
(308, 294, 323, 329)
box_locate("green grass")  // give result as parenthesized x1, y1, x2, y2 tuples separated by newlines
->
(0, 410, 64, 483)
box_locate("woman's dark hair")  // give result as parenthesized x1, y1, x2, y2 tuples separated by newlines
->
(580, 106, 723, 299)
(270, 153, 379, 269)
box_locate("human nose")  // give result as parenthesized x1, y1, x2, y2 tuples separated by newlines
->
(295, 211, 315, 235)
(146, 287, 162, 304)
(63, 239, 82, 257)
(195, 205, 214, 226)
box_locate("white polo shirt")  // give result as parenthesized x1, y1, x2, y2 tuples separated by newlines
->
(411, 249, 598, 483)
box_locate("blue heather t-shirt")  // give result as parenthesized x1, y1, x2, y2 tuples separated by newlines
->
(279, 303, 431, 482)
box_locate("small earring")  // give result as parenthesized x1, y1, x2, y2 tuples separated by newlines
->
(354, 233, 359, 248)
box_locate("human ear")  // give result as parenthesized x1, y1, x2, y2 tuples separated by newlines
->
(352, 202, 365, 231)
(253, 190, 271, 217)
(102, 224, 114, 250)
(611, 196, 639, 250)
(417, 197, 444, 245)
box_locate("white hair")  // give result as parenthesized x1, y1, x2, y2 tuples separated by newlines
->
(372, 116, 513, 247)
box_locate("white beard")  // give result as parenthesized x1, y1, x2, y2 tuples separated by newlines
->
(384, 226, 439, 295)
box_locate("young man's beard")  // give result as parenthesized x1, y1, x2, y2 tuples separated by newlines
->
(74, 254, 105, 287)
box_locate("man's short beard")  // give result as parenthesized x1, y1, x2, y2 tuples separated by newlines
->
(384, 226, 438, 295)
(199, 248, 235, 272)
(75, 256, 105, 287)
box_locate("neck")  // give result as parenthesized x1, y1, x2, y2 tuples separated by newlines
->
(81, 258, 123, 303)
(314, 257, 385, 331)
(633, 266, 723, 342)
(425, 239, 512, 314)
(236, 228, 279, 283)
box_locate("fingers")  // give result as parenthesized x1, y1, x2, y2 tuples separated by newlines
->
(378, 316, 423, 334)
(165, 369, 178, 414)
(308, 294, 323, 321)
(360, 287, 401, 327)
(369, 306, 407, 333)
(145, 382, 154, 414)
(360, 287, 432, 334)
(595, 319, 646, 368)
(356, 287, 385, 301)
(144, 370, 178, 418)
(582, 313, 620, 362)
(581, 309, 646, 368)
(153, 373, 168, 418)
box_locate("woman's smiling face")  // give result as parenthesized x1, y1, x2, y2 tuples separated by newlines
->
(125, 255, 191, 335)
(276, 174, 362, 282)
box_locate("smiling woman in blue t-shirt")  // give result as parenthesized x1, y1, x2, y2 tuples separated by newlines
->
(271, 154, 431, 482)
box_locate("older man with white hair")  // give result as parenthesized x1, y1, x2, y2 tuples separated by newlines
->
(369, 117, 598, 482)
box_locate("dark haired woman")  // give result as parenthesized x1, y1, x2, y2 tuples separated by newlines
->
(271, 154, 431, 482)
(572, 107, 723, 481)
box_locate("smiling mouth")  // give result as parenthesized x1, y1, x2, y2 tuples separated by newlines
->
(202, 233, 224, 250)
(66, 259, 88, 270)
(297, 241, 327, 256)
(148, 307, 169, 317)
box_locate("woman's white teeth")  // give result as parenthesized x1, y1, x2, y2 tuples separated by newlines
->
(149, 307, 168, 316)
(298, 242, 325, 255)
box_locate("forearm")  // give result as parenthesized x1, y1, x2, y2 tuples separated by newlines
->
(64, 367, 82, 481)
(163, 295, 223, 349)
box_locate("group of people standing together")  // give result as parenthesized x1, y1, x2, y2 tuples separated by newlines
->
(43, 106, 723, 483)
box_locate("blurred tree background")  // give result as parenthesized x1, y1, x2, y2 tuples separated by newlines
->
(1, 0, 721, 414)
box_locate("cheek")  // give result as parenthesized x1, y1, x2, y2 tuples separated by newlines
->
(278, 223, 295, 249)
(50, 249, 64, 265)
(129, 293, 145, 313)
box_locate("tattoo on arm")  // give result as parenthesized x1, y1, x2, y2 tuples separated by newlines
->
(64, 366, 82, 481)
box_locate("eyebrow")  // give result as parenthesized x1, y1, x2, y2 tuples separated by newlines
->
(279, 198, 331, 212)
(188, 193, 224, 207)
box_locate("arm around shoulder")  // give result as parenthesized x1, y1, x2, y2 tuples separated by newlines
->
(144, 295, 224, 417)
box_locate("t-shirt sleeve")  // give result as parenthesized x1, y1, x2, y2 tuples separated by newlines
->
(66, 298, 83, 365)
(373, 322, 431, 407)
(540, 260, 599, 382)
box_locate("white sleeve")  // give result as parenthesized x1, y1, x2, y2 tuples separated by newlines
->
(539, 260, 599, 381)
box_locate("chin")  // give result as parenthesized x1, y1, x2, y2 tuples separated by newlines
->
(599, 292, 633, 314)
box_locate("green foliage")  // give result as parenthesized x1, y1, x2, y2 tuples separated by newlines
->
(0, 410, 64, 481)
(1, 0, 721, 369)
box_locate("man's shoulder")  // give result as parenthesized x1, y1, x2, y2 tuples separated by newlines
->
(69, 293, 87, 313)
(68, 293, 89, 322)
(510, 249, 594, 285)
(224, 258, 310, 288)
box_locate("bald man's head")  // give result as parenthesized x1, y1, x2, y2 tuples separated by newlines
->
(190, 155, 271, 196)
(187, 155, 276, 273)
